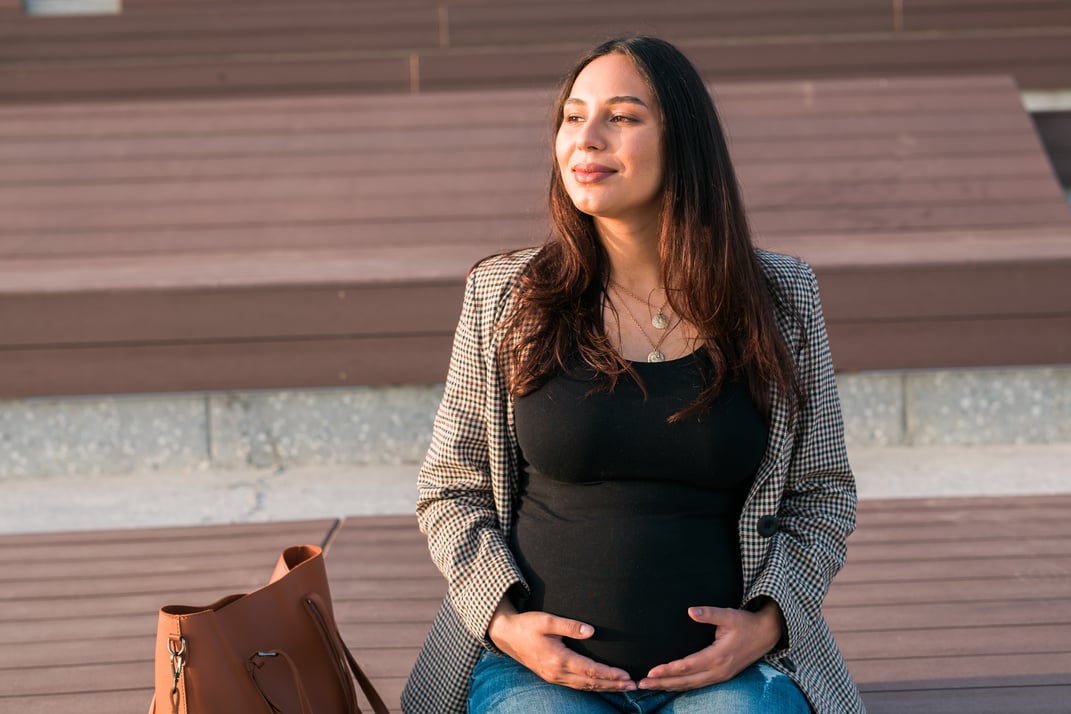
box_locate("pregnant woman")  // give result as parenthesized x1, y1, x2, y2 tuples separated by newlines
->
(402, 36, 864, 714)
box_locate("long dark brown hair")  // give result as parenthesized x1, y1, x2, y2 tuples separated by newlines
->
(499, 36, 801, 422)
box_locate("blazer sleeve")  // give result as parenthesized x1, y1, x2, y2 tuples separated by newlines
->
(745, 263, 857, 655)
(415, 264, 527, 646)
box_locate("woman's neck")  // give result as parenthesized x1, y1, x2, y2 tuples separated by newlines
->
(596, 218, 662, 291)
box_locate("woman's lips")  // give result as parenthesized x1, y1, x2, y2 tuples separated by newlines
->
(572, 163, 616, 183)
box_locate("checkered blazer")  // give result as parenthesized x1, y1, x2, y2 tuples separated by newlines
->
(401, 247, 865, 714)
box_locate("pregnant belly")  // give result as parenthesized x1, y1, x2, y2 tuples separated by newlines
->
(513, 512, 744, 680)
(542, 573, 732, 680)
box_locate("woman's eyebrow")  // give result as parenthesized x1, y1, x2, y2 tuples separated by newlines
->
(563, 96, 650, 108)
(607, 95, 649, 107)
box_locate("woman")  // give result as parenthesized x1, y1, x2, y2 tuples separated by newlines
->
(402, 36, 864, 714)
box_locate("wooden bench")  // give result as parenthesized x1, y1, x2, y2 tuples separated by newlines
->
(1, 73, 1068, 397)
(1, 0, 1070, 102)
(2, 493, 1070, 712)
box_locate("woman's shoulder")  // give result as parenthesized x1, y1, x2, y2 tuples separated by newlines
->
(755, 249, 815, 285)
(469, 246, 540, 283)
(755, 248, 819, 307)
(459, 246, 541, 320)
(466, 246, 541, 299)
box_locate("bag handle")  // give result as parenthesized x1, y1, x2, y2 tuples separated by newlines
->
(248, 650, 315, 714)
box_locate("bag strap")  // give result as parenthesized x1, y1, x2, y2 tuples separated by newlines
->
(337, 635, 390, 714)
(304, 593, 389, 714)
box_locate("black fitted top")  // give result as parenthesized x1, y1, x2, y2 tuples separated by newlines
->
(511, 352, 769, 679)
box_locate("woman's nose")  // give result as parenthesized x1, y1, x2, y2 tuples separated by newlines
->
(576, 121, 605, 151)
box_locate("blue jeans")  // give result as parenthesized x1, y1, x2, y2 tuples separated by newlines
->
(467, 650, 812, 713)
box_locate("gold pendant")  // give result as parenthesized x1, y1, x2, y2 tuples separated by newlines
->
(647, 350, 666, 363)
(652, 312, 669, 330)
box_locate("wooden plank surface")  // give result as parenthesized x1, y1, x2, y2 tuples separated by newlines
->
(838, 495, 1071, 711)
(416, 31, 1071, 93)
(1, 76, 1060, 256)
(2, 0, 1070, 101)
(1, 74, 1068, 396)
(2, 494, 1069, 712)
(0, 518, 338, 712)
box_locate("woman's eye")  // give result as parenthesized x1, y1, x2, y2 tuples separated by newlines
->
(610, 114, 635, 123)
(564, 114, 584, 123)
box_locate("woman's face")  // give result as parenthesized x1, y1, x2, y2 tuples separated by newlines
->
(555, 53, 664, 231)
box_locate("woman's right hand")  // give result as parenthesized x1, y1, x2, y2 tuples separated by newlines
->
(487, 598, 637, 692)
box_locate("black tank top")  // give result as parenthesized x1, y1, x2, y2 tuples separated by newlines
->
(511, 352, 768, 679)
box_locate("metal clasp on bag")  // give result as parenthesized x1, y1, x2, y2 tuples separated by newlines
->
(168, 636, 187, 694)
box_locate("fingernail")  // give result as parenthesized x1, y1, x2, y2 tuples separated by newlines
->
(579, 624, 593, 636)
(690, 607, 704, 617)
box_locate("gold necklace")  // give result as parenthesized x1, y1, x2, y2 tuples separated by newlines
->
(609, 280, 671, 330)
(609, 286, 680, 362)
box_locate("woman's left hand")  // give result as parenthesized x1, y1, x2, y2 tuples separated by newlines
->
(637, 600, 784, 691)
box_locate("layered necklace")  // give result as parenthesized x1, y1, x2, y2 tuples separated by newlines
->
(608, 280, 679, 363)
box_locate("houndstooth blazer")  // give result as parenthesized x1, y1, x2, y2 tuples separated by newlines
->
(401, 247, 865, 714)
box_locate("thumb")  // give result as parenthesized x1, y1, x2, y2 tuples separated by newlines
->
(688, 606, 734, 624)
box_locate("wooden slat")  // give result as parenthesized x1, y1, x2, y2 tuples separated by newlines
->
(904, 0, 1071, 32)
(4, 175, 1060, 219)
(0, 55, 415, 102)
(827, 600, 1071, 632)
(444, 1, 891, 46)
(862, 684, 1071, 714)
(849, 652, 1071, 683)
(414, 31, 1071, 92)
(0, 7, 441, 58)
(838, 554, 1071, 583)
(0, 283, 465, 346)
(0, 589, 443, 624)
(0, 219, 540, 263)
(861, 673, 1071, 692)
(0, 334, 458, 397)
(0, 517, 332, 547)
(839, 624, 1071, 661)
(0, 525, 337, 563)
(9, 192, 1064, 235)
(826, 576, 1071, 607)
(0, 691, 156, 714)
(856, 493, 1071, 514)
(849, 515, 1071, 542)
(825, 314, 1071, 371)
(816, 258, 1071, 321)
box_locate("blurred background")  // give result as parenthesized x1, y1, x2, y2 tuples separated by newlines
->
(1, 0, 1069, 531)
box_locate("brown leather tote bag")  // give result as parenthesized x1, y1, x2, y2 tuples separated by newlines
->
(149, 544, 387, 714)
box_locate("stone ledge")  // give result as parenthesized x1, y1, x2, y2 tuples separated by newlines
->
(4, 445, 1071, 534)
(1, 364, 1068, 480)
(838, 365, 1071, 446)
